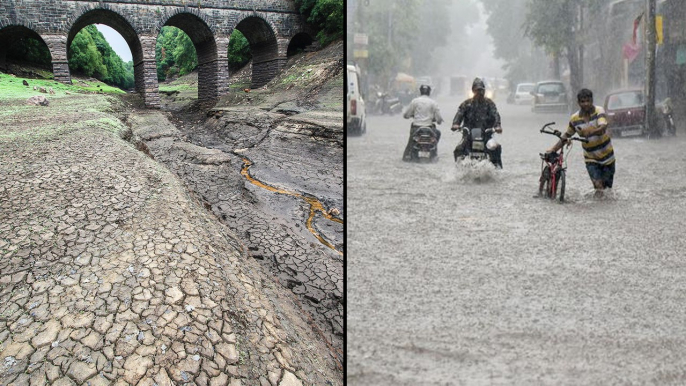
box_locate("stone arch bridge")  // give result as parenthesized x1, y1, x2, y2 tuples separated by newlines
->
(0, 0, 314, 108)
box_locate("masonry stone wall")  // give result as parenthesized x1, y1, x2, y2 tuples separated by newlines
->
(0, 0, 309, 108)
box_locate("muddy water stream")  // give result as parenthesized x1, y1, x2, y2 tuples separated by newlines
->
(241, 157, 344, 255)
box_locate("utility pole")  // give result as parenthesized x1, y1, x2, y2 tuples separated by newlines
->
(578, 2, 584, 88)
(353, 0, 370, 99)
(645, 0, 659, 138)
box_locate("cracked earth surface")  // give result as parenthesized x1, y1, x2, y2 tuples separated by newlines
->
(0, 91, 342, 385)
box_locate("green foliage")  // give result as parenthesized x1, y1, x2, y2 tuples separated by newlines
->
(68, 25, 134, 90)
(228, 29, 252, 70)
(481, 0, 548, 86)
(69, 26, 108, 79)
(6, 38, 51, 65)
(357, 0, 471, 85)
(411, 0, 453, 75)
(295, 0, 343, 46)
(156, 26, 198, 81)
(522, 0, 605, 92)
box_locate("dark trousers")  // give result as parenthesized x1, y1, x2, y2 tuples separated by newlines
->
(403, 124, 441, 161)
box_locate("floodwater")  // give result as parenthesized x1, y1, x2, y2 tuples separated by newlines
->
(347, 95, 686, 385)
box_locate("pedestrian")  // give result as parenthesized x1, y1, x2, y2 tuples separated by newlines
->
(402, 84, 443, 161)
(545, 88, 615, 198)
(451, 77, 503, 167)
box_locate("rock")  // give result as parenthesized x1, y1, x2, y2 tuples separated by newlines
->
(49, 87, 55, 95)
(32, 319, 61, 348)
(279, 371, 303, 386)
(67, 360, 97, 384)
(27, 95, 49, 106)
(22, 80, 29, 86)
(123, 354, 152, 384)
(39, 86, 47, 93)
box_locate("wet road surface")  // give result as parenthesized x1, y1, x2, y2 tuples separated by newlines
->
(347, 95, 686, 385)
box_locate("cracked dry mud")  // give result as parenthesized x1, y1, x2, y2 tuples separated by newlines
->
(126, 104, 344, 360)
(0, 91, 342, 385)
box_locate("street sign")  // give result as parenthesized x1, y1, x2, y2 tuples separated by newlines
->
(353, 50, 368, 58)
(354, 33, 368, 45)
(656, 15, 663, 45)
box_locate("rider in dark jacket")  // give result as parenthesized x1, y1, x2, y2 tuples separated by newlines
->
(451, 78, 503, 167)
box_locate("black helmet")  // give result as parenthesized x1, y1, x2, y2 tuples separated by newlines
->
(472, 77, 486, 91)
(419, 84, 431, 96)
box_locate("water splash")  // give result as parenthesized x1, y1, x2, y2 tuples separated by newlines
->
(453, 158, 499, 183)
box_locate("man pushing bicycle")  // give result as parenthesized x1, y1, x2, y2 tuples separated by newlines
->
(545, 88, 615, 199)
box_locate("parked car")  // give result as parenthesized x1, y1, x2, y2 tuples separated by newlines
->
(531, 80, 569, 113)
(513, 82, 535, 105)
(603, 88, 677, 138)
(603, 88, 646, 137)
(347, 64, 367, 136)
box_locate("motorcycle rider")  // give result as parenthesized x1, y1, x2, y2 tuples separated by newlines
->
(402, 84, 443, 161)
(450, 77, 503, 167)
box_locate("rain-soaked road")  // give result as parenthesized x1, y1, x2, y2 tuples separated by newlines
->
(347, 94, 686, 385)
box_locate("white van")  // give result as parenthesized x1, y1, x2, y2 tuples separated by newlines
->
(347, 64, 366, 136)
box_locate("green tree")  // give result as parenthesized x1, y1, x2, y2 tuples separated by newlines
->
(358, 0, 477, 86)
(173, 30, 198, 76)
(523, 0, 604, 93)
(68, 25, 134, 89)
(69, 26, 108, 79)
(480, 0, 548, 87)
(7, 37, 51, 66)
(411, 0, 453, 76)
(228, 29, 251, 71)
(361, 0, 421, 86)
(295, 0, 343, 46)
(155, 26, 197, 81)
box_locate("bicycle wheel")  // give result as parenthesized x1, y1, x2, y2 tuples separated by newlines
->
(539, 166, 551, 198)
(557, 169, 566, 202)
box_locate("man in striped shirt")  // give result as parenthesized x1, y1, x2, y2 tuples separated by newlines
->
(546, 88, 615, 198)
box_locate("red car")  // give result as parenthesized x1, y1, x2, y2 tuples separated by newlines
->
(603, 89, 646, 137)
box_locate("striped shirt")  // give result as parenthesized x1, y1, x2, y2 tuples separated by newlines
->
(564, 106, 615, 165)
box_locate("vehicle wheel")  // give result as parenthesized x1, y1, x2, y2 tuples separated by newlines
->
(539, 166, 551, 198)
(361, 120, 367, 134)
(557, 170, 566, 202)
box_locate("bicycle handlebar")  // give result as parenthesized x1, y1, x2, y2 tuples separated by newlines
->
(539, 122, 588, 143)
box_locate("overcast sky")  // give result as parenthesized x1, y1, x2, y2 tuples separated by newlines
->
(96, 24, 132, 62)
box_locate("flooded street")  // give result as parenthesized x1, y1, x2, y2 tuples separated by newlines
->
(347, 94, 686, 385)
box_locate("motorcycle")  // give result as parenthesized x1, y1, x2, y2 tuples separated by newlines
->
(409, 126, 439, 163)
(372, 90, 403, 115)
(456, 126, 502, 167)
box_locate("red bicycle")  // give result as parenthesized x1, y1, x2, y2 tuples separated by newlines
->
(538, 122, 588, 202)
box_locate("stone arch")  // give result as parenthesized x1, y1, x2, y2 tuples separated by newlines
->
(233, 15, 280, 88)
(67, 8, 142, 67)
(161, 12, 220, 101)
(287, 32, 314, 57)
(0, 25, 51, 72)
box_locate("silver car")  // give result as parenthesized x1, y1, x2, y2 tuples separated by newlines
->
(531, 80, 569, 113)
(514, 82, 535, 105)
